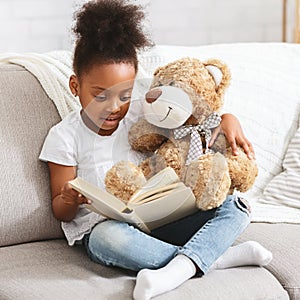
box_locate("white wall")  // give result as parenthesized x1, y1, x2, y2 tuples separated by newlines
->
(147, 0, 285, 45)
(0, 0, 296, 53)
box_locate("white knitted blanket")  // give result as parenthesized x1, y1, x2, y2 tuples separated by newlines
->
(0, 51, 80, 119)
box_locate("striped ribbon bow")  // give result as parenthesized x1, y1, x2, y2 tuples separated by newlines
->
(173, 112, 221, 164)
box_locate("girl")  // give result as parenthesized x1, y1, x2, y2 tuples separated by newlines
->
(39, 1, 272, 299)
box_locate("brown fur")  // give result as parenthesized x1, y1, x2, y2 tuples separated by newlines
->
(105, 161, 146, 202)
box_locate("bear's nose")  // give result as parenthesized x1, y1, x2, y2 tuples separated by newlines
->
(145, 88, 162, 103)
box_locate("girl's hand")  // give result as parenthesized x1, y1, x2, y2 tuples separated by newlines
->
(61, 182, 91, 206)
(209, 113, 255, 160)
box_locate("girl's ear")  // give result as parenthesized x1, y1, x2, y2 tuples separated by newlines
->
(69, 75, 80, 97)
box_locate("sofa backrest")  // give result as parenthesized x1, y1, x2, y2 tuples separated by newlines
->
(0, 64, 63, 247)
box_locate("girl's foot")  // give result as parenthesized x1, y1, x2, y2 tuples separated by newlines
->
(133, 254, 196, 300)
(212, 241, 272, 270)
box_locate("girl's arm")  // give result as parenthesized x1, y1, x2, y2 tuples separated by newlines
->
(48, 162, 91, 222)
(209, 113, 255, 160)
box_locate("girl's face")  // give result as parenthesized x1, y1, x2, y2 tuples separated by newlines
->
(70, 63, 136, 136)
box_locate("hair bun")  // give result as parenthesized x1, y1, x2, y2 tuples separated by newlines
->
(73, 0, 151, 53)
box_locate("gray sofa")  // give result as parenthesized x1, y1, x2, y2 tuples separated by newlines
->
(0, 43, 300, 300)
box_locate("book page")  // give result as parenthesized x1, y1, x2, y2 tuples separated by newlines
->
(129, 167, 179, 203)
(129, 182, 180, 204)
(132, 183, 197, 231)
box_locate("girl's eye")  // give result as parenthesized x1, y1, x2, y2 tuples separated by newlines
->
(120, 95, 131, 102)
(95, 95, 107, 102)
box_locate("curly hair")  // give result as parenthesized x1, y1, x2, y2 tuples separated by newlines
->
(72, 0, 153, 76)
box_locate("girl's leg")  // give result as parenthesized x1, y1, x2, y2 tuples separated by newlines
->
(84, 219, 178, 271)
(150, 199, 272, 270)
(133, 241, 272, 300)
(177, 195, 252, 274)
(133, 195, 252, 300)
(84, 196, 270, 300)
(84, 220, 198, 300)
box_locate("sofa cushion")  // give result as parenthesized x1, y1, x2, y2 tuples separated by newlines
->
(252, 123, 300, 223)
(0, 239, 288, 300)
(237, 222, 300, 300)
(260, 125, 300, 209)
(0, 65, 63, 246)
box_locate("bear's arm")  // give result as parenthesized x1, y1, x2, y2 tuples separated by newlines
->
(128, 118, 169, 152)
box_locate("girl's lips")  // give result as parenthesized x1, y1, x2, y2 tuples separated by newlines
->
(105, 116, 119, 121)
(99, 115, 121, 127)
(100, 114, 120, 121)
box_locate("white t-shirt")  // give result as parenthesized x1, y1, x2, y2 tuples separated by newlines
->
(39, 103, 145, 245)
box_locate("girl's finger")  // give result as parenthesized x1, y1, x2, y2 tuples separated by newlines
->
(228, 138, 239, 156)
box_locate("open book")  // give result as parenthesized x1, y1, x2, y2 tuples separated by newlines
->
(69, 167, 197, 233)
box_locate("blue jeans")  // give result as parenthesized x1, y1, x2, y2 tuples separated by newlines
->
(83, 195, 251, 274)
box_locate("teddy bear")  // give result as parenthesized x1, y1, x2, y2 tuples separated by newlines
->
(105, 57, 258, 210)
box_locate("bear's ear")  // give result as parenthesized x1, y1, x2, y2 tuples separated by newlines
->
(205, 65, 223, 87)
(204, 59, 231, 95)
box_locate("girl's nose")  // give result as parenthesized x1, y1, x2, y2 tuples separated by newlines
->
(107, 97, 121, 112)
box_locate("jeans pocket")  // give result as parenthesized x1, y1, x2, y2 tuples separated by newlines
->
(234, 196, 252, 217)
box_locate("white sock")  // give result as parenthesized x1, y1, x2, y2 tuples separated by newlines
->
(211, 241, 273, 270)
(133, 254, 196, 300)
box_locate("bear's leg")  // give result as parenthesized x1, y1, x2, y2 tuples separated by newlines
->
(184, 152, 231, 210)
(225, 146, 258, 192)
